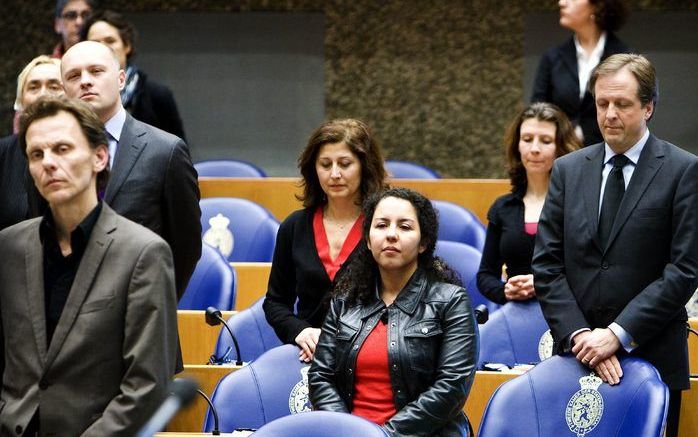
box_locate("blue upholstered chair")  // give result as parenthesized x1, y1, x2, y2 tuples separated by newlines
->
(435, 240, 498, 313)
(195, 159, 267, 177)
(253, 411, 387, 437)
(203, 344, 311, 432)
(385, 160, 440, 179)
(178, 243, 237, 310)
(200, 197, 280, 262)
(212, 297, 282, 363)
(432, 200, 486, 251)
(478, 355, 669, 437)
(477, 300, 552, 368)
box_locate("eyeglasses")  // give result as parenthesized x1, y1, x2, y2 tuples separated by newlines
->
(60, 10, 91, 21)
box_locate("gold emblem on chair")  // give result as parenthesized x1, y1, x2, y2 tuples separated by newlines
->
(538, 330, 554, 361)
(565, 372, 604, 436)
(288, 366, 312, 414)
(203, 213, 234, 257)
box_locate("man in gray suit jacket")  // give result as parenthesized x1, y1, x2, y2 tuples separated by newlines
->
(61, 41, 201, 298)
(0, 96, 178, 435)
(533, 54, 698, 437)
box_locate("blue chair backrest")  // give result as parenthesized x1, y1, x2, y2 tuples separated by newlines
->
(178, 243, 237, 310)
(385, 160, 440, 179)
(213, 297, 282, 363)
(435, 240, 499, 313)
(253, 411, 387, 437)
(479, 355, 668, 437)
(195, 159, 267, 177)
(477, 300, 552, 368)
(200, 197, 280, 262)
(432, 200, 486, 251)
(204, 344, 311, 432)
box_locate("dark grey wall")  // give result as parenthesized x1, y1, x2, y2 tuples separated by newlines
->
(126, 12, 325, 176)
(524, 12, 698, 154)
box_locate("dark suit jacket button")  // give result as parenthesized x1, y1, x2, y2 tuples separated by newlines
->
(601, 262, 609, 270)
(15, 425, 22, 435)
(39, 379, 48, 390)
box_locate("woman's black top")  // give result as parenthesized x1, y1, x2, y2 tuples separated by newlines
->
(476, 191, 536, 304)
(263, 208, 359, 344)
(531, 32, 629, 146)
(125, 68, 187, 141)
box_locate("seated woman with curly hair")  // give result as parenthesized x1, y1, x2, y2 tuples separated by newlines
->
(309, 187, 478, 436)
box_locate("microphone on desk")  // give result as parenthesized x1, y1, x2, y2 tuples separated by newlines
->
(474, 304, 489, 325)
(137, 378, 199, 437)
(197, 388, 221, 435)
(206, 306, 243, 366)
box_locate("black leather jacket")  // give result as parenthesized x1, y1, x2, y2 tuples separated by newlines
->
(309, 268, 478, 436)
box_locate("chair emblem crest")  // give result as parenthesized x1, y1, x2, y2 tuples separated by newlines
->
(565, 372, 604, 436)
(288, 365, 312, 414)
(203, 213, 234, 257)
(538, 330, 554, 361)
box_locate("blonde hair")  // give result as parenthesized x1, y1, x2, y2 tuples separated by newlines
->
(14, 56, 62, 111)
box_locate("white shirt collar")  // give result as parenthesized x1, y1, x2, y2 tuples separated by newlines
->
(104, 106, 126, 141)
(574, 32, 607, 63)
(603, 128, 650, 166)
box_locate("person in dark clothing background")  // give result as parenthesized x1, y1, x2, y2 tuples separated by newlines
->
(532, 0, 630, 146)
(1, 56, 63, 231)
(477, 102, 579, 304)
(81, 10, 187, 141)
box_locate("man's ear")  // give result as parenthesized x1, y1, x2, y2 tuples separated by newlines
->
(643, 101, 654, 121)
(54, 18, 62, 35)
(94, 144, 109, 172)
(117, 69, 126, 92)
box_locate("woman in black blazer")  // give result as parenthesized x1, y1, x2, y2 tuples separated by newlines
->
(82, 11, 187, 141)
(532, 0, 630, 146)
(477, 103, 580, 304)
(263, 119, 387, 362)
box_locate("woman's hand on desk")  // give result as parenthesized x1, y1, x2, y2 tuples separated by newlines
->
(295, 327, 321, 362)
(504, 274, 536, 300)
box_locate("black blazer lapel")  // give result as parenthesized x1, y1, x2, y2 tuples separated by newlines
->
(604, 135, 664, 252)
(43, 207, 116, 369)
(24, 222, 48, 364)
(560, 38, 579, 86)
(104, 114, 146, 203)
(582, 144, 605, 251)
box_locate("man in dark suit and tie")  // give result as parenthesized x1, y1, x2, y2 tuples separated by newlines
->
(0, 96, 177, 436)
(60, 41, 201, 298)
(533, 54, 697, 437)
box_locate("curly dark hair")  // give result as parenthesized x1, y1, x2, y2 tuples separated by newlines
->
(297, 119, 387, 209)
(80, 10, 137, 62)
(590, 0, 630, 32)
(333, 188, 461, 304)
(504, 102, 580, 193)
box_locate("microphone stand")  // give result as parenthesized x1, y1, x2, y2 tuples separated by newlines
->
(206, 306, 243, 366)
(197, 389, 221, 435)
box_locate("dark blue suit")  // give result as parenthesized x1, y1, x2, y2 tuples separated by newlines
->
(533, 134, 698, 390)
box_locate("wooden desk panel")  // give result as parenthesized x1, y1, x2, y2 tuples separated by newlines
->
(231, 262, 270, 311)
(167, 364, 241, 432)
(178, 310, 235, 365)
(464, 370, 520, 432)
(199, 177, 509, 224)
(689, 318, 697, 375)
(680, 378, 698, 437)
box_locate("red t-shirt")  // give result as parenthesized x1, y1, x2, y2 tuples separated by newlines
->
(524, 221, 538, 236)
(312, 207, 363, 281)
(351, 321, 397, 425)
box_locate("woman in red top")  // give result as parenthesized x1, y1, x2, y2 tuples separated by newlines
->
(264, 119, 387, 362)
(310, 188, 478, 436)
